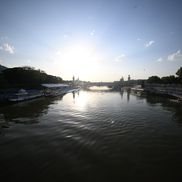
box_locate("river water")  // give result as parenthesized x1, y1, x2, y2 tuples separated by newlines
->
(0, 89, 182, 182)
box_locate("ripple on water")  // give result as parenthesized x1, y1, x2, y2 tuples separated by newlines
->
(1, 90, 182, 181)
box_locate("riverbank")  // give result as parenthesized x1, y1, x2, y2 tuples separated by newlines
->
(144, 83, 182, 101)
(0, 85, 80, 103)
(0, 89, 43, 102)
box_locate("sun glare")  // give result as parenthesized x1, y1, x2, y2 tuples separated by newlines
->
(57, 43, 101, 80)
(74, 92, 89, 111)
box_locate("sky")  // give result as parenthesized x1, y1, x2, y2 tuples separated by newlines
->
(0, 0, 182, 82)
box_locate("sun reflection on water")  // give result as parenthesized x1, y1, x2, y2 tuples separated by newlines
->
(89, 86, 111, 91)
(72, 91, 90, 111)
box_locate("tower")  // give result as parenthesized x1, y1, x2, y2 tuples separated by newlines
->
(128, 75, 130, 81)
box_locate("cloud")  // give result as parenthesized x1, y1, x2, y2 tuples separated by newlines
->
(115, 54, 126, 62)
(0, 43, 15, 54)
(167, 50, 182, 61)
(145, 40, 155, 48)
(156, 57, 163, 62)
(90, 29, 95, 36)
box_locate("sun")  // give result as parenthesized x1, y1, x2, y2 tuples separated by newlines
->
(57, 43, 100, 80)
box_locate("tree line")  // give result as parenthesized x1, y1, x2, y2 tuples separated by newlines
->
(147, 67, 182, 84)
(0, 66, 63, 89)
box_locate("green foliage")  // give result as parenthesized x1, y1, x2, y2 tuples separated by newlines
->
(147, 67, 182, 84)
(176, 67, 182, 78)
(1, 66, 63, 89)
(161, 75, 177, 84)
(0, 74, 10, 88)
(147, 76, 161, 83)
(147, 75, 180, 84)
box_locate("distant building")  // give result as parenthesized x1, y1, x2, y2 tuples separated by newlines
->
(120, 76, 124, 82)
(128, 75, 131, 81)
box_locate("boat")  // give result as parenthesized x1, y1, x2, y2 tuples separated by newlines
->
(169, 99, 181, 104)
(44, 90, 66, 97)
(9, 89, 43, 102)
(131, 86, 144, 93)
(42, 84, 79, 97)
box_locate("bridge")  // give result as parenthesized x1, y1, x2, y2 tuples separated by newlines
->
(82, 82, 114, 88)
(78, 80, 145, 89)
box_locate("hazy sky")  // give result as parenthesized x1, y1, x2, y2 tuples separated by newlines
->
(0, 0, 182, 81)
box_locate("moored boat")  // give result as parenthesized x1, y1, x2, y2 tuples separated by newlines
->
(42, 84, 79, 97)
(9, 89, 43, 102)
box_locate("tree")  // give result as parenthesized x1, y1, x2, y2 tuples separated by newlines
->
(147, 76, 161, 83)
(161, 75, 177, 84)
(2, 67, 63, 88)
(22, 66, 35, 70)
(176, 67, 182, 78)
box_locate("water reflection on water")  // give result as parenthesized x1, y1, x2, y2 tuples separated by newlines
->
(0, 89, 182, 182)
